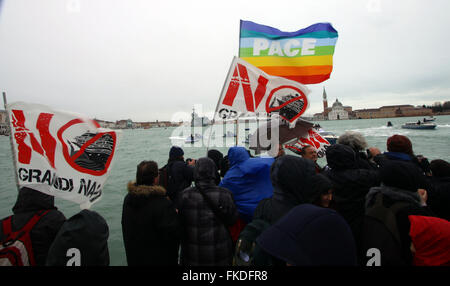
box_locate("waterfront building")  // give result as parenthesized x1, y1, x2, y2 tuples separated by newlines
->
(328, 99, 349, 120)
(313, 87, 352, 120)
(354, 105, 433, 119)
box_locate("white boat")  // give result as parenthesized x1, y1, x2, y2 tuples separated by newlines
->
(315, 128, 338, 145)
(185, 133, 202, 143)
(401, 122, 436, 130)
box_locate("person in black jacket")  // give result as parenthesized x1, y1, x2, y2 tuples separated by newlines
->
(373, 134, 431, 177)
(426, 159, 450, 221)
(207, 149, 224, 185)
(46, 209, 109, 266)
(121, 160, 181, 266)
(165, 146, 194, 207)
(177, 157, 238, 266)
(0, 187, 66, 266)
(266, 155, 318, 224)
(257, 204, 357, 266)
(337, 131, 378, 170)
(361, 160, 435, 266)
(322, 144, 381, 262)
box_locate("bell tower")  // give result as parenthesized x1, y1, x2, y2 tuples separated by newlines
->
(323, 86, 328, 116)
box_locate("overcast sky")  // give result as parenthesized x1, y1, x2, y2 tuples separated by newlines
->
(0, 0, 449, 122)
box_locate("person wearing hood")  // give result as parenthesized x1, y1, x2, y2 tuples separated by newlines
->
(163, 146, 194, 207)
(0, 187, 66, 266)
(310, 173, 335, 209)
(361, 160, 435, 266)
(177, 157, 238, 266)
(257, 204, 357, 266)
(46, 209, 109, 266)
(408, 215, 450, 266)
(207, 149, 224, 185)
(322, 144, 381, 262)
(236, 156, 334, 266)
(253, 159, 334, 225)
(219, 146, 274, 224)
(269, 155, 319, 224)
(426, 159, 450, 221)
(121, 160, 181, 266)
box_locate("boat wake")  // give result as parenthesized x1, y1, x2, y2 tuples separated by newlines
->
(349, 126, 411, 137)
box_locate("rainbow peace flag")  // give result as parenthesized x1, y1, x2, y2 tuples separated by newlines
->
(239, 20, 338, 84)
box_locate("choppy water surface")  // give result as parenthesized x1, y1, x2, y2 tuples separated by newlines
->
(0, 115, 449, 265)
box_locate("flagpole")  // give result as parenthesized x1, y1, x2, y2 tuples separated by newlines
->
(206, 57, 237, 155)
(2, 92, 20, 192)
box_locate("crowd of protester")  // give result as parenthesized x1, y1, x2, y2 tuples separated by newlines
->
(1, 132, 449, 266)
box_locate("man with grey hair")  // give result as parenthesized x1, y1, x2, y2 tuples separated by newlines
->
(338, 131, 377, 170)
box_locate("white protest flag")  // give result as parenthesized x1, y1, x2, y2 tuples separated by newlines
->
(214, 56, 310, 126)
(285, 128, 331, 158)
(6, 102, 122, 209)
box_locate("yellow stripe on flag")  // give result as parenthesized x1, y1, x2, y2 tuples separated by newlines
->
(241, 55, 333, 67)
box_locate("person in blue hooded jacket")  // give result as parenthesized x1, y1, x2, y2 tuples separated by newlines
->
(219, 146, 274, 224)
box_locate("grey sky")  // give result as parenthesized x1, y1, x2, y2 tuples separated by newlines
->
(0, 0, 449, 122)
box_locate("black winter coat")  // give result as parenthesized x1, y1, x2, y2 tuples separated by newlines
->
(177, 158, 238, 266)
(122, 182, 181, 266)
(46, 209, 109, 266)
(0, 187, 66, 266)
(361, 186, 435, 266)
(426, 176, 450, 221)
(323, 144, 381, 254)
(166, 159, 194, 206)
(270, 156, 318, 224)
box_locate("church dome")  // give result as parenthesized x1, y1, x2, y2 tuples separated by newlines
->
(332, 99, 343, 108)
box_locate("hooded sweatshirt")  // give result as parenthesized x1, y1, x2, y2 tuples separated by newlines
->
(46, 209, 109, 266)
(219, 147, 274, 223)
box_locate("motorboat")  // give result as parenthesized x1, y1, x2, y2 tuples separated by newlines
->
(401, 122, 436, 130)
(318, 130, 338, 145)
(423, 117, 436, 122)
(185, 133, 202, 143)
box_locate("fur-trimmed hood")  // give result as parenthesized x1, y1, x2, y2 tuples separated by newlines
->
(127, 181, 167, 197)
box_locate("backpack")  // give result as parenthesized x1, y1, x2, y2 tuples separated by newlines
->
(233, 218, 272, 266)
(0, 210, 50, 266)
(365, 192, 410, 246)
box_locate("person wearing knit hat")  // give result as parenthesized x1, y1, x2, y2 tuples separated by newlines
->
(373, 134, 432, 177)
(169, 146, 184, 160)
(387, 134, 413, 156)
(162, 146, 194, 207)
